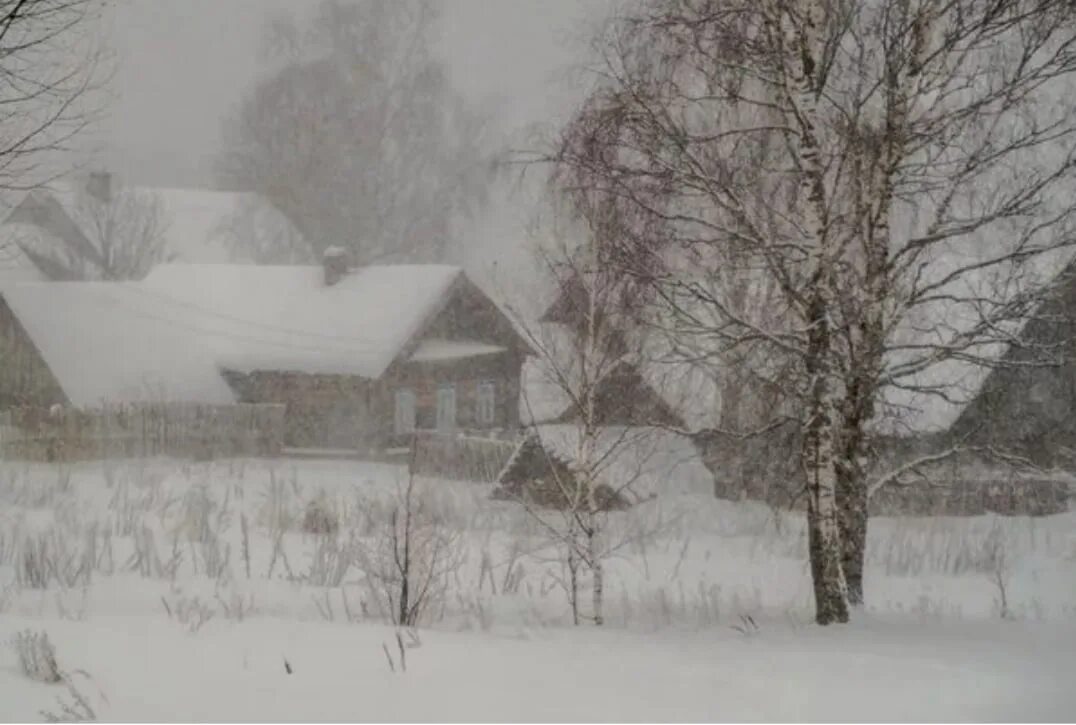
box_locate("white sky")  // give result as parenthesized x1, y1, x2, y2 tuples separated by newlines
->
(94, 0, 605, 185)
(86, 0, 609, 288)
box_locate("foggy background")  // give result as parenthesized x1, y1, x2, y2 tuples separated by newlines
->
(84, 0, 610, 286)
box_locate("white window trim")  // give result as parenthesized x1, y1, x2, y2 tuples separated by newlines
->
(476, 380, 496, 426)
(394, 388, 416, 435)
(436, 383, 457, 432)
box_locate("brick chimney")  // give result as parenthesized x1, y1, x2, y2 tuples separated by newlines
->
(86, 171, 112, 204)
(322, 246, 349, 286)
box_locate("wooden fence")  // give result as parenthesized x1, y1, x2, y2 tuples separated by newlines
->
(0, 402, 285, 462)
(869, 477, 1071, 517)
(409, 430, 520, 483)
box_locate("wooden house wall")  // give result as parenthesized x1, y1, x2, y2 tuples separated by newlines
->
(222, 370, 375, 449)
(374, 277, 528, 447)
(222, 279, 530, 450)
(552, 362, 683, 428)
(378, 350, 522, 448)
(418, 277, 526, 350)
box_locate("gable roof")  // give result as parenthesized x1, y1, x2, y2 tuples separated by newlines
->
(140, 263, 465, 377)
(0, 282, 236, 406)
(876, 248, 1076, 437)
(0, 263, 505, 407)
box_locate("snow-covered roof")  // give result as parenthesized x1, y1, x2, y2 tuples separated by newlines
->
(532, 424, 713, 496)
(0, 283, 235, 406)
(140, 263, 464, 378)
(0, 263, 484, 406)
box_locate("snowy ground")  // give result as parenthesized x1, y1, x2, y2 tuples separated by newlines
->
(0, 457, 1074, 721)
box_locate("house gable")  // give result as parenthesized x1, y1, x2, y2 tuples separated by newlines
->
(551, 361, 685, 428)
(374, 273, 533, 442)
(944, 260, 1076, 463)
(393, 273, 535, 367)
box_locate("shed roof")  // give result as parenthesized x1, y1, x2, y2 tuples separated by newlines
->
(530, 424, 713, 497)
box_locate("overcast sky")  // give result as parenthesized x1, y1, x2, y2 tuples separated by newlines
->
(88, 0, 608, 285)
(94, 0, 602, 184)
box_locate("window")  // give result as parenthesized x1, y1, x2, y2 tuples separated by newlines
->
(436, 384, 456, 432)
(394, 388, 415, 435)
(476, 381, 496, 426)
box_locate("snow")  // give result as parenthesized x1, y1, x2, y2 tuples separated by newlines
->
(142, 263, 463, 378)
(0, 264, 470, 407)
(2, 615, 1074, 722)
(0, 283, 235, 406)
(408, 339, 506, 362)
(0, 226, 48, 284)
(533, 424, 714, 496)
(0, 456, 1072, 720)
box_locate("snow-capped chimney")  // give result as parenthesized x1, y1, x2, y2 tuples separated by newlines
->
(86, 171, 112, 204)
(322, 246, 349, 286)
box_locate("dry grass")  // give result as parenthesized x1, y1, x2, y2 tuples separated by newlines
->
(0, 458, 1069, 631)
(11, 629, 62, 684)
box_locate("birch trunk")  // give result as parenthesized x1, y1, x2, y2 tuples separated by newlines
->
(836, 1, 936, 606)
(588, 524, 604, 626)
(771, 0, 850, 624)
(802, 291, 851, 625)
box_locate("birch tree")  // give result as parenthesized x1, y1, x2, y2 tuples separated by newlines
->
(507, 194, 661, 626)
(551, 0, 1076, 623)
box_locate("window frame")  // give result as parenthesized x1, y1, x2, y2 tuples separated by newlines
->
(435, 383, 457, 432)
(476, 380, 496, 427)
(394, 387, 416, 435)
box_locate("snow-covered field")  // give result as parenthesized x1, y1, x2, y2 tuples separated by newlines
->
(1, 457, 1074, 721)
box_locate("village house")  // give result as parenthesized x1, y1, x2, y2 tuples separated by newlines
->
(0, 253, 532, 451)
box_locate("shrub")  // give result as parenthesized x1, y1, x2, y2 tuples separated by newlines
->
(11, 629, 62, 684)
(302, 494, 339, 536)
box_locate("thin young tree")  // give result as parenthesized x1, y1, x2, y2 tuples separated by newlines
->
(357, 462, 463, 628)
(551, 0, 1076, 623)
(505, 193, 670, 626)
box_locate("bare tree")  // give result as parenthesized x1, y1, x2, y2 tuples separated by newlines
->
(216, 0, 492, 265)
(357, 464, 463, 628)
(550, 0, 1076, 624)
(0, 0, 105, 195)
(503, 194, 668, 626)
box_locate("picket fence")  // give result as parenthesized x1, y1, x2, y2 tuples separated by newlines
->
(408, 430, 520, 483)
